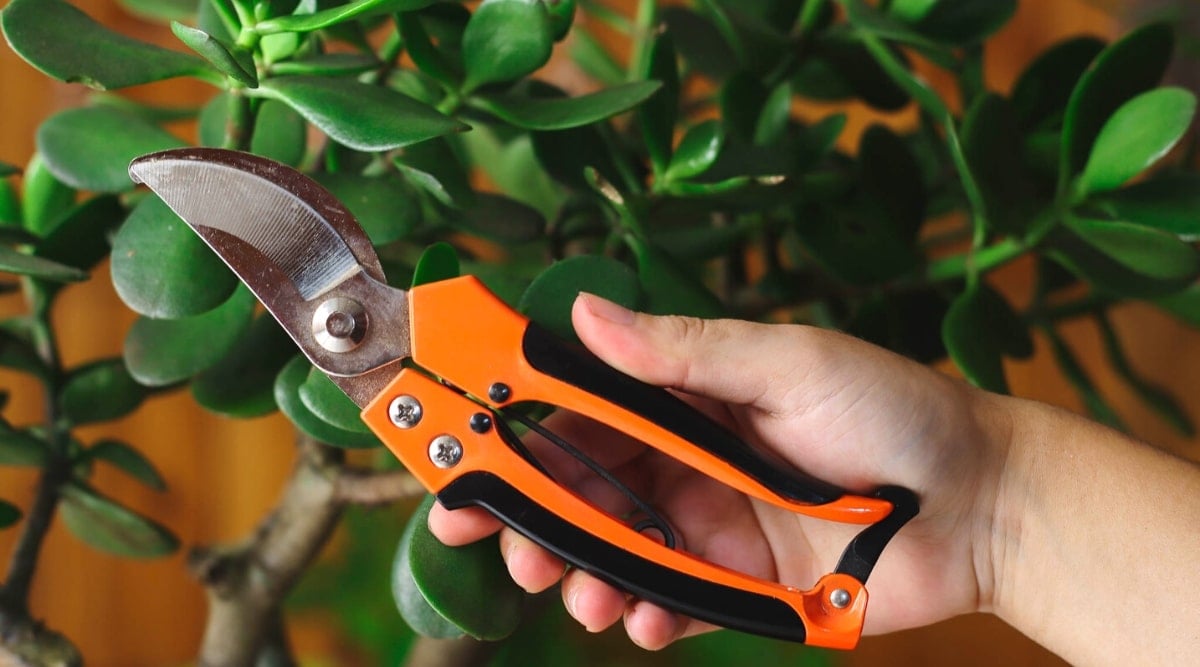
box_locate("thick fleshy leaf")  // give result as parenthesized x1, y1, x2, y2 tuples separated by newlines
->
(796, 28, 909, 111)
(1010, 36, 1105, 129)
(962, 94, 1035, 235)
(452, 194, 545, 243)
(117, 0, 196, 23)
(60, 359, 148, 426)
(192, 314, 294, 417)
(458, 127, 563, 218)
(462, 0, 554, 91)
(941, 282, 1032, 394)
(197, 93, 229, 147)
(396, 138, 476, 207)
(1096, 313, 1193, 436)
(0, 429, 49, 467)
(1048, 217, 1200, 297)
(753, 81, 792, 145)
(0, 500, 20, 529)
(661, 7, 738, 80)
(258, 76, 467, 152)
(628, 236, 723, 318)
(0, 320, 49, 380)
(316, 173, 419, 246)
(720, 72, 769, 143)
(1100, 173, 1200, 239)
(249, 100, 307, 166)
(299, 367, 369, 434)
(664, 121, 724, 183)
(170, 21, 256, 87)
(0, 180, 20, 228)
(546, 0, 576, 41)
(21, 153, 76, 236)
(638, 33, 680, 175)
(858, 124, 924, 241)
(83, 440, 167, 491)
(270, 53, 380, 77)
(846, 289, 950, 364)
(531, 123, 623, 190)
(399, 494, 523, 640)
(411, 242, 460, 287)
(0, 246, 86, 283)
(518, 255, 640, 341)
(111, 196, 238, 319)
(255, 0, 438, 34)
(123, 285, 256, 386)
(59, 482, 178, 558)
(37, 106, 186, 193)
(1061, 22, 1174, 180)
(398, 11, 462, 88)
(1078, 87, 1196, 195)
(892, 0, 1016, 45)
(0, 0, 211, 89)
(472, 81, 661, 131)
(393, 496, 469, 639)
(34, 195, 123, 273)
(274, 356, 381, 448)
(793, 204, 920, 286)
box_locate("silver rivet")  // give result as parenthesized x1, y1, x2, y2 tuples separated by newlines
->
(829, 589, 851, 609)
(429, 435, 463, 468)
(388, 395, 423, 429)
(312, 297, 367, 352)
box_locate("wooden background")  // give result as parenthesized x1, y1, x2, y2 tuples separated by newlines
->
(0, 1, 1196, 665)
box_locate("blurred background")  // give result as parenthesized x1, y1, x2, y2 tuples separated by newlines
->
(1, 0, 1197, 665)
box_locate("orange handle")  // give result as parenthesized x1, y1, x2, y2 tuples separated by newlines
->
(361, 368, 870, 648)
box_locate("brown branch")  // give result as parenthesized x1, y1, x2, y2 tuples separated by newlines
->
(402, 637, 494, 667)
(333, 468, 426, 507)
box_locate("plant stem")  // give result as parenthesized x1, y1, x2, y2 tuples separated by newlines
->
(626, 0, 658, 82)
(222, 91, 254, 152)
(924, 238, 1025, 283)
(797, 0, 827, 35)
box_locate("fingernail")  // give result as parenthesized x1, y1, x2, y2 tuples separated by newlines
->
(579, 292, 635, 325)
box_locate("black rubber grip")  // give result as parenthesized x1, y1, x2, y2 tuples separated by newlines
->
(437, 470, 810, 642)
(521, 322, 845, 505)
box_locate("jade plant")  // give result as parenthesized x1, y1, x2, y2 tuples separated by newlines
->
(0, 0, 1198, 664)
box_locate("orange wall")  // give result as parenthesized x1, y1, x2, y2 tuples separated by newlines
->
(0, 1, 1195, 666)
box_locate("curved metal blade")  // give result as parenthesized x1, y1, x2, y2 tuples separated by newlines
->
(129, 148, 410, 402)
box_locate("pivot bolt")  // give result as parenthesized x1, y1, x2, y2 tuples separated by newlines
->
(469, 413, 493, 434)
(312, 297, 368, 352)
(388, 395, 423, 429)
(429, 435, 463, 468)
(488, 382, 512, 403)
(829, 588, 851, 609)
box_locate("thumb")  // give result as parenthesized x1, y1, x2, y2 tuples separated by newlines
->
(571, 293, 811, 411)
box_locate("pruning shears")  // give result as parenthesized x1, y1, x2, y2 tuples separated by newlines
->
(128, 148, 918, 650)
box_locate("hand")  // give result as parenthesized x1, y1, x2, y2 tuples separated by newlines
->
(429, 293, 1012, 649)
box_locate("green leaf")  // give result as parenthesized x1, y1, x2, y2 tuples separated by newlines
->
(299, 367, 369, 434)
(941, 282, 1032, 394)
(0, 163, 18, 177)
(398, 12, 462, 88)
(0, 430, 49, 467)
(37, 106, 186, 193)
(192, 314, 294, 417)
(458, 126, 564, 218)
(961, 94, 1035, 235)
(0, 246, 86, 283)
(249, 99, 307, 166)
(897, 0, 1016, 46)
(255, 0, 438, 34)
(0, 180, 20, 228)
(1061, 22, 1174, 181)
(198, 93, 230, 147)
(1049, 217, 1200, 297)
(395, 138, 476, 208)
(316, 173, 419, 246)
(545, 0, 576, 41)
(1095, 313, 1193, 436)
(258, 76, 467, 152)
(0, 500, 20, 529)
(60, 359, 148, 426)
(396, 494, 523, 640)
(83, 440, 167, 491)
(411, 242, 461, 287)
(1100, 173, 1200, 239)
(1153, 284, 1200, 327)
(663, 120, 724, 183)
(269, 53, 380, 77)
(123, 285, 256, 386)
(170, 21, 256, 87)
(21, 153, 75, 236)
(628, 236, 723, 318)
(846, 289, 950, 364)
(452, 194, 546, 243)
(462, 0, 554, 92)
(111, 196, 238, 319)
(519, 255, 640, 341)
(275, 356, 381, 448)
(638, 33, 680, 175)
(472, 81, 662, 131)
(720, 72, 768, 143)
(0, 0, 212, 90)
(570, 28, 623, 86)
(58, 482, 178, 558)
(1078, 87, 1196, 195)
(34, 195, 123, 273)
(661, 7, 738, 80)
(857, 124, 924, 241)
(0, 320, 49, 380)
(1042, 325, 1125, 430)
(117, 0, 196, 23)
(797, 29, 910, 111)
(1010, 36, 1105, 129)
(753, 81, 791, 145)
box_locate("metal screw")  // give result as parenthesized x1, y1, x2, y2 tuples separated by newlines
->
(388, 395, 423, 429)
(469, 413, 493, 434)
(829, 589, 851, 609)
(312, 297, 367, 352)
(428, 435, 463, 468)
(488, 382, 512, 403)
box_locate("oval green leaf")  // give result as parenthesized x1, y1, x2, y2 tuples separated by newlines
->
(274, 356, 381, 448)
(941, 282, 1031, 394)
(629, 236, 723, 318)
(519, 255, 640, 341)
(472, 80, 661, 131)
(37, 106, 187, 193)
(255, 0, 438, 35)
(84, 440, 166, 491)
(663, 120, 724, 183)
(900, 0, 1016, 46)
(315, 172, 419, 246)
(59, 482, 178, 558)
(462, 0, 554, 92)
(170, 21, 256, 87)
(192, 314, 294, 417)
(397, 494, 523, 640)
(1010, 36, 1105, 129)
(638, 33, 680, 175)
(961, 94, 1034, 235)
(60, 358, 148, 426)
(452, 194, 546, 243)
(0, 246, 86, 283)
(250, 99, 307, 166)
(299, 367, 369, 434)
(1100, 173, 1200, 239)
(1, 0, 212, 90)
(117, 0, 196, 23)
(258, 76, 467, 152)
(411, 242, 461, 287)
(270, 53, 380, 77)
(0, 430, 49, 467)
(111, 196, 238, 319)
(1049, 217, 1200, 297)
(1078, 87, 1196, 195)
(123, 285, 256, 386)
(34, 195, 124, 273)
(0, 499, 21, 529)
(21, 153, 76, 236)
(858, 124, 925, 241)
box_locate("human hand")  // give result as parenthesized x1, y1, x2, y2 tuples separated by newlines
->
(428, 293, 1013, 649)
